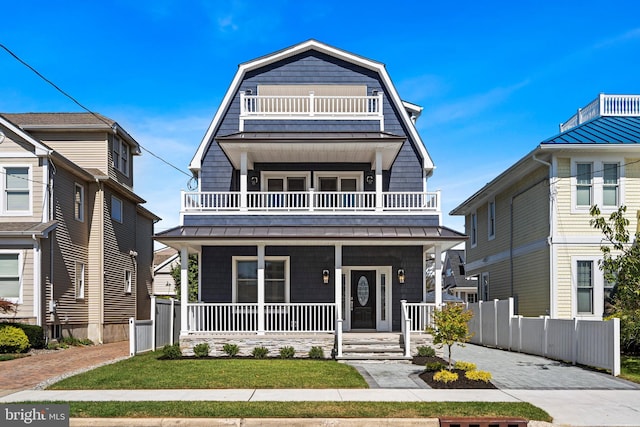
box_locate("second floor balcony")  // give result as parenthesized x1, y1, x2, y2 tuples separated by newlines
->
(182, 189, 440, 215)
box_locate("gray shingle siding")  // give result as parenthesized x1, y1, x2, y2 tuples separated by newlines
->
(199, 49, 425, 193)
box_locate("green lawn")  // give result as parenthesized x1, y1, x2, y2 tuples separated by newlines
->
(34, 401, 552, 421)
(49, 351, 368, 389)
(621, 355, 640, 383)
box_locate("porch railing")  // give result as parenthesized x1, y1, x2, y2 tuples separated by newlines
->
(240, 93, 383, 118)
(182, 190, 439, 213)
(560, 94, 640, 132)
(401, 301, 437, 357)
(187, 302, 336, 333)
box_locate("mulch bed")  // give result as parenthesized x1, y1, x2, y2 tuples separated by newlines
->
(412, 356, 497, 389)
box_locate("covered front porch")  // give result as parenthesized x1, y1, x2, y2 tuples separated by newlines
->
(156, 223, 465, 358)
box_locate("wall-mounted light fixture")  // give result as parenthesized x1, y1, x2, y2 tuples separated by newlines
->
(245, 89, 253, 95)
(397, 269, 405, 284)
(366, 174, 374, 185)
(322, 269, 330, 284)
(250, 176, 259, 185)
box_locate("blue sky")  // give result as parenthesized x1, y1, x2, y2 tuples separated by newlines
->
(2, 0, 640, 234)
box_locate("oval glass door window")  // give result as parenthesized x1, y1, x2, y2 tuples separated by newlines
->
(357, 276, 369, 306)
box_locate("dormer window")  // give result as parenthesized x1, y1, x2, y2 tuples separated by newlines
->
(113, 137, 130, 176)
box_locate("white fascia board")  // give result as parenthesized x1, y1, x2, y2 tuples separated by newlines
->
(189, 40, 434, 173)
(153, 252, 180, 273)
(0, 117, 52, 157)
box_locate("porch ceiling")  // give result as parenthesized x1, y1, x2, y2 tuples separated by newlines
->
(155, 224, 466, 252)
(216, 132, 405, 169)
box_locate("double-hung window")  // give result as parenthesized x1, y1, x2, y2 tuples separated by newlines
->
(75, 262, 85, 299)
(573, 160, 623, 211)
(112, 138, 130, 176)
(487, 200, 496, 240)
(234, 257, 288, 303)
(576, 163, 592, 207)
(576, 260, 593, 314)
(602, 163, 619, 207)
(0, 252, 21, 302)
(3, 166, 30, 214)
(124, 270, 132, 294)
(470, 212, 478, 248)
(111, 196, 123, 223)
(74, 184, 85, 222)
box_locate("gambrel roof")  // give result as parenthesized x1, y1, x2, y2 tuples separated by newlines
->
(189, 39, 434, 174)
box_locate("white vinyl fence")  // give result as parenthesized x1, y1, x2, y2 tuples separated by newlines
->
(467, 298, 620, 376)
(130, 297, 181, 356)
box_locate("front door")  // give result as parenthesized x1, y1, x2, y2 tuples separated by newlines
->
(351, 270, 376, 329)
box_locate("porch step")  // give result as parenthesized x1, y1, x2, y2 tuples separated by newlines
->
(337, 333, 411, 361)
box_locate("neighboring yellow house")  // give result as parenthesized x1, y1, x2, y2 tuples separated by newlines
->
(451, 94, 640, 320)
(0, 113, 159, 343)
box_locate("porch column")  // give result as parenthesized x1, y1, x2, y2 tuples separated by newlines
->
(375, 150, 383, 211)
(335, 244, 343, 357)
(180, 247, 189, 334)
(434, 246, 443, 307)
(422, 247, 428, 303)
(257, 244, 265, 335)
(240, 151, 248, 211)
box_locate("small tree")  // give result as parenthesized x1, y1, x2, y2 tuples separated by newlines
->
(590, 205, 640, 353)
(427, 303, 473, 369)
(170, 254, 199, 302)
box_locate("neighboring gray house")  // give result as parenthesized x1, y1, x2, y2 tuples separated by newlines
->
(153, 247, 178, 297)
(442, 249, 478, 303)
(156, 40, 464, 354)
(0, 113, 159, 343)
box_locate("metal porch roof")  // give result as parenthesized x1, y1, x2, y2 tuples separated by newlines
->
(543, 116, 640, 144)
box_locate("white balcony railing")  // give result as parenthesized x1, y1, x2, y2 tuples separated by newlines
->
(560, 94, 640, 132)
(240, 92, 383, 118)
(187, 302, 336, 333)
(182, 190, 440, 214)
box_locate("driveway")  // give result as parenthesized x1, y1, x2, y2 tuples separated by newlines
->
(0, 341, 129, 396)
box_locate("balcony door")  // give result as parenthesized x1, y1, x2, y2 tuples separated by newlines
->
(262, 172, 309, 208)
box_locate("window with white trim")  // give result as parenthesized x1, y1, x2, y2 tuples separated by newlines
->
(74, 183, 85, 222)
(572, 159, 623, 211)
(3, 166, 31, 214)
(112, 138, 130, 176)
(576, 163, 592, 207)
(234, 257, 289, 303)
(576, 260, 593, 314)
(487, 200, 496, 240)
(75, 262, 85, 299)
(0, 252, 21, 302)
(602, 163, 619, 207)
(111, 196, 123, 223)
(124, 270, 132, 294)
(470, 212, 478, 247)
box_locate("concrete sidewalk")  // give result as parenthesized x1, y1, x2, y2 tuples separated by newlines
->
(2, 388, 640, 426)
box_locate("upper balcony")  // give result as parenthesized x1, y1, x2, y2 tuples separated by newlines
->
(559, 94, 640, 133)
(181, 190, 440, 215)
(239, 91, 385, 131)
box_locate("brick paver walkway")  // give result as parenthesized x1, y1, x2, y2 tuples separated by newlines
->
(0, 341, 129, 394)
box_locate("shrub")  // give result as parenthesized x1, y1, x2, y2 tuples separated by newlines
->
(59, 336, 93, 346)
(308, 346, 325, 359)
(0, 326, 30, 353)
(222, 343, 239, 357)
(454, 361, 477, 371)
(0, 323, 46, 349)
(416, 345, 436, 357)
(193, 343, 210, 358)
(279, 346, 295, 359)
(162, 343, 182, 359)
(465, 369, 493, 383)
(433, 369, 458, 383)
(425, 361, 446, 372)
(251, 346, 269, 359)
(427, 303, 474, 369)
